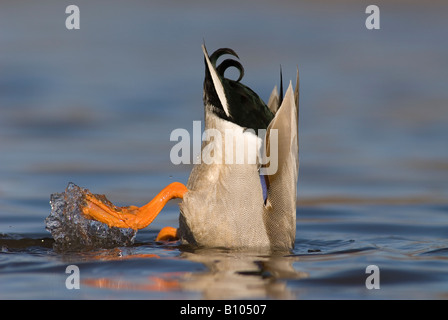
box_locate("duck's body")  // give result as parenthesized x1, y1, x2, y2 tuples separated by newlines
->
(82, 45, 299, 252)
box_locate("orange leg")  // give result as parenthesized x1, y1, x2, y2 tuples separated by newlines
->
(82, 182, 187, 235)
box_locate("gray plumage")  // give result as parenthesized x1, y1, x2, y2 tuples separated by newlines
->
(178, 45, 299, 252)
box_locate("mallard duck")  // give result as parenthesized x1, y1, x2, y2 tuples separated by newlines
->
(82, 45, 299, 251)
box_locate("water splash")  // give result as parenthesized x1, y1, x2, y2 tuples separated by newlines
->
(45, 183, 137, 250)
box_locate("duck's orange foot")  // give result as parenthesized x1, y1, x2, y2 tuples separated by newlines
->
(156, 226, 179, 242)
(81, 182, 187, 233)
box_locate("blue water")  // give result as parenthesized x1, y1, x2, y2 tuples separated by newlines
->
(1, 0, 448, 299)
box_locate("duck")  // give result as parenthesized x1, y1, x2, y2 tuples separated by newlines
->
(82, 44, 299, 252)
